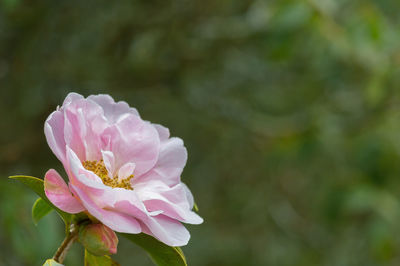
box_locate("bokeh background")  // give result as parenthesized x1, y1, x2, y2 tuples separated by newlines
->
(2, 0, 400, 265)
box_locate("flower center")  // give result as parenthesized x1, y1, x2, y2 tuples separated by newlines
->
(82, 160, 134, 190)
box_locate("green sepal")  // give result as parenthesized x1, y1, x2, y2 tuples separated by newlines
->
(43, 259, 64, 265)
(121, 233, 187, 266)
(84, 249, 119, 266)
(32, 197, 54, 225)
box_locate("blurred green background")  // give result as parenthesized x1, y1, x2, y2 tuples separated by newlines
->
(2, 0, 400, 265)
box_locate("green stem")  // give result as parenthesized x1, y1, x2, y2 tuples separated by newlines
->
(53, 224, 78, 264)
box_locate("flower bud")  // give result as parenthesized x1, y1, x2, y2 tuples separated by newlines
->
(79, 223, 118, 256)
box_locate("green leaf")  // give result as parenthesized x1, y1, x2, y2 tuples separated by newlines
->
(32, 197, 54, 225)
(43, 259, 64, 266)
(193, 202, 199, 212)
(9, 175, 72, 225)
(121, 233, 187, 266)
(84, 249, 119, 266)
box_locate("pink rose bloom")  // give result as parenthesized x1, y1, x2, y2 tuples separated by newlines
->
(44, 93, 203, 246)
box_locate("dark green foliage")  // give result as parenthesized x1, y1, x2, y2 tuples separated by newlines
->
(121, 233, 187, 266)
(32, 197, 53, 226)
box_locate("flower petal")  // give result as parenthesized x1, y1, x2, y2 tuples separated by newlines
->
(44, 110, 67, 165)
(135, 181, 203, 224)
(141, 215, 191, 247)
(102, 150, 115, 178)
(63, 97, 109, 162)
(44, 169, 85, 213)
(71, 184, 141, 234)
(103, 115, 160, 176)
(63, 92, 84, 105)
(88, 94, 140, 123)
(181, 183, 195, 209)
(67, 146, 119, 209)
(113, 199, 190, 246)
(134, 137, 187, 186)
(153, 124, 170, 142)
(118, 162, 136, 182)
(66, 146, 105, 190)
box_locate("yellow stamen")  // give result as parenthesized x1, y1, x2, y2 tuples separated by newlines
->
(82, 160, 134, 190)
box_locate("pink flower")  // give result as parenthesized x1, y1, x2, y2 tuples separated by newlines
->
(44, 93, 203, 246)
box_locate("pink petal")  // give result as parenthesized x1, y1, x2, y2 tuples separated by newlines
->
(101, 150, 115, 178)
(153, 124, 170, 142)
(66, 146, 117, 209)
(44, 110, 67, 165)
(135, 181, 203, 224)
(71, 184, 141, 234)
(62, 92, 84, 105)
(66, 146, 105, 190)
(88, 94, 140, 123)
(134, 137, 187, 186)
(118, 162, 135, 181)
(63, 107, 87, 161)
(103, 115, 160, 176)
(141, 215, 191, 247)
(44, 169, 85, 213)
(63, 98, 108, 162)
(181, 183, 195, 209)
(113, 199, 190, 246)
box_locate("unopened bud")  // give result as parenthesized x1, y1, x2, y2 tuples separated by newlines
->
(79, 223, 118, 256)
